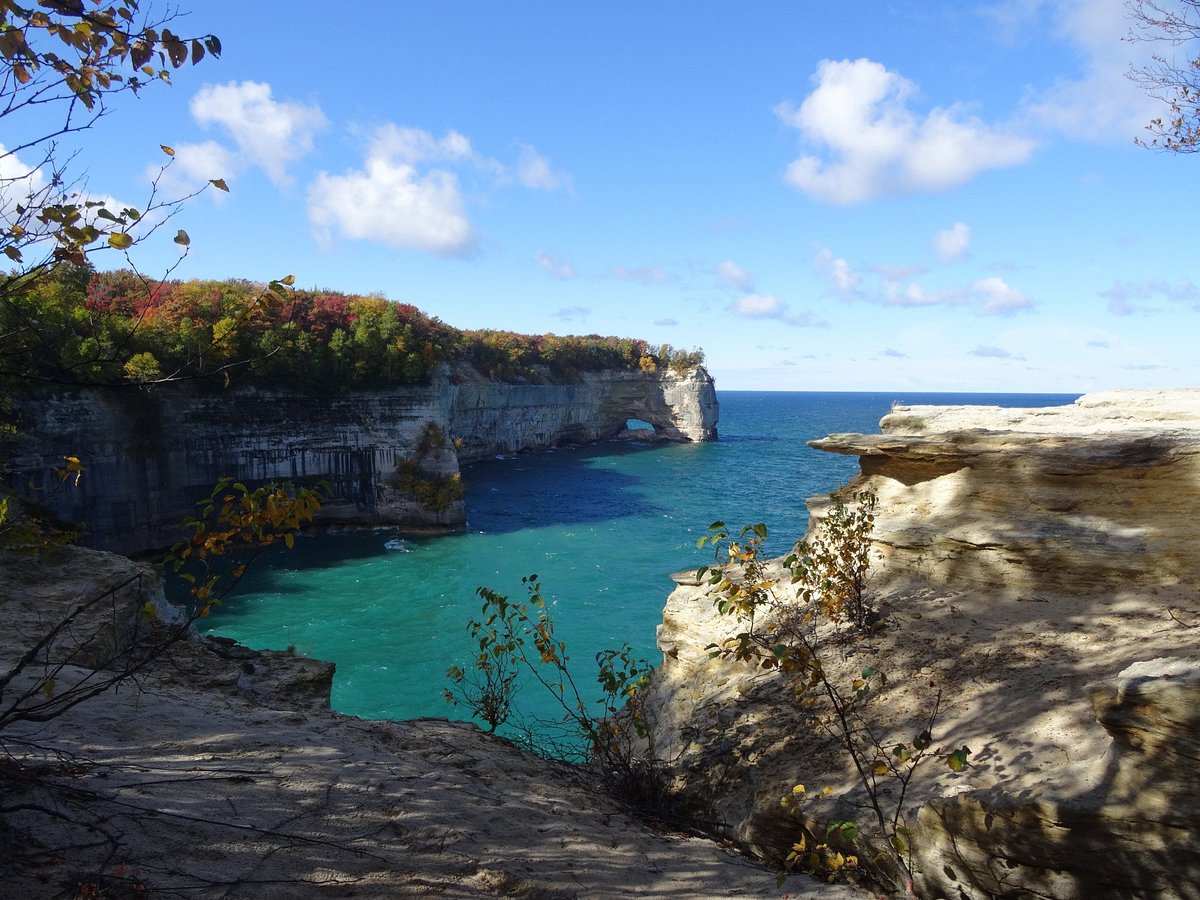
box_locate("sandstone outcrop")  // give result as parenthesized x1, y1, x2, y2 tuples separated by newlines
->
(0, 545, 850, 899)
(809, 388, 1200, 595)
(645, 389, 1200, 896)
(4, 364, 718, 555)
(910, 658, 1200, 899)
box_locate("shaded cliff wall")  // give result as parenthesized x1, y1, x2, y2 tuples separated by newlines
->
(6, 364, 718, 555)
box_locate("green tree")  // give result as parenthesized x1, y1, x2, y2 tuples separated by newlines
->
(1128, 0, 1200, 151)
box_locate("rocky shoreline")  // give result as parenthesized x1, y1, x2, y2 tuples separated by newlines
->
(643, 388, 1200, 897)
(4, 389, 1199, 898)
(3, 364, 719, 556)
(0, 546, 848, 899)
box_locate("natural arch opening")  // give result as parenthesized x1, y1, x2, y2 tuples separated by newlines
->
(625, 418, 656, 434)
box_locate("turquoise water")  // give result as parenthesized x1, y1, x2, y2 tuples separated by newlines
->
(200, 391, 1077, 731)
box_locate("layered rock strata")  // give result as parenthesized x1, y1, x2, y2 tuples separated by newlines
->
(4, 364, 718, 555)
(810, 388, 1200, 594)
(645, 388, 1200, 896)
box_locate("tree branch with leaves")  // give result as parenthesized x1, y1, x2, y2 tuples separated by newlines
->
(1127, 0, 1200, 151)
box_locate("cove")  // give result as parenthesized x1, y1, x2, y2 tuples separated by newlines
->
(201, 391, 1078, 731)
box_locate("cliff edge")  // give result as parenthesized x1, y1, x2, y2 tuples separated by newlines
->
(4, 363, 718, 555)
(645, 388, 1200, 898)
(0, 544, 847, 899)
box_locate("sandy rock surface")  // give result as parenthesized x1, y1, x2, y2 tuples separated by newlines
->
(0, 548, 856, 899)
(646, 390, 1200, 896)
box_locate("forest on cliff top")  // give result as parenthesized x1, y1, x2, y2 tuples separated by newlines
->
(1, 264, 705, 391)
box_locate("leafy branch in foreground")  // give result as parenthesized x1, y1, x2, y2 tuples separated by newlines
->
(0, 471, 325, 891)
(697, 491, 970, 894)
(445, 575, 668, 810)
(1127, 0, 1200, 152)
(0, 476, 325, 734)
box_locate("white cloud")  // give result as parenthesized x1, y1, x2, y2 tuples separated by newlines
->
(172, 141, 239, 181)
(190, 81, 326, 186)
(814, 244, 1034, 316)
(716, 260, 755, 293)
(0, 145, 47, 220)
(1102, 278, 1200, 315)
(732, 293, 786, 317)
(305, 125, 571, 256)
(371, 125, 474, 165)
(729, 293, 824, 327)
(308, 130, 475, 256)
(1011, 0, 1163, 142)
(534, 251, 576, 279)
(654, 318, 679, 327)
(874, 263, 927, 281)
(776, 58, 1035, 203)
(933, 221, 972, 262)
(814, 246, 861, 295)
(151, 140, 240, 197)
(555, 305, 589, 322)
(970, 344, 1016, 358)
(516, 144, 572, 191)
(972, 276, 1033, 315)
(885, 281, 965, 308)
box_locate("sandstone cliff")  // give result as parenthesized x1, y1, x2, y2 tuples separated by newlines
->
(810, 388, 1200, 595)
(644, 388, 1200, 898)
(4, 363, 718, 555)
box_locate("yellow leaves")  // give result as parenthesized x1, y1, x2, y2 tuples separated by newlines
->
(140, 601, 159, 623)
(56, 455, 84, 486)
(160, 144, 175, 156)
(108, 232, 133, 250)
(168, 479, 325, 608)
(209, 178, 229, 192)
(42, 677, 56, 699)
(947, 746, 972, 772)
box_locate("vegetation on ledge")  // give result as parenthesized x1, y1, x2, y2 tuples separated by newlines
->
(1, 265, 705, 391)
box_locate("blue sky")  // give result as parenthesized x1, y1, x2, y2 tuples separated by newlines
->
(15, 0, 1200, 392)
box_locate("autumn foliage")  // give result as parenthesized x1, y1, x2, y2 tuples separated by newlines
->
(1, 265, 706, 389)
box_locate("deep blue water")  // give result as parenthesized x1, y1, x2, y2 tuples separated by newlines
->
(200, 391, 1077, 732)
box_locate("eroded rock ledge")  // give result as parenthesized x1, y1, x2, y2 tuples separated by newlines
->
(810, 388, 1200, 594)
(645, 388, 1200, 898)
(4, 363, 718, 555)
(0, 546, 843, 899)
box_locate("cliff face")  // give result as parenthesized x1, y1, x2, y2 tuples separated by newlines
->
(809, 388, 1200, 594)
(644, 389, 1200, 897)
(446, 364, 718, 463)
(5, 363, 718, 555)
